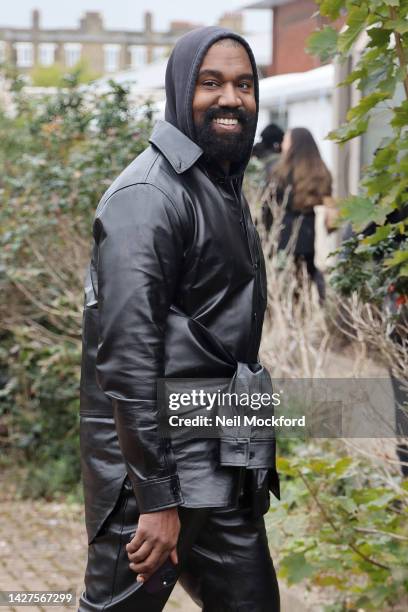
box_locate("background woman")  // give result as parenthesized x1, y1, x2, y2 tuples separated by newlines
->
(270, 127, 332, 302)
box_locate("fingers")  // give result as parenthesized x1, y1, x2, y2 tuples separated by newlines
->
(169, 547, 178, 566)
(127, 540, 153, 564)
(129, 549, 169, 580)
(126, 529, 145, 554)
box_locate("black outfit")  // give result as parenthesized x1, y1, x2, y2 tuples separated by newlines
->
(79, 26, 280, 611)
(263, 179, 325, 302)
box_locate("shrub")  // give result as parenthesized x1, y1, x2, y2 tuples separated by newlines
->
(0, 71, 153, 497)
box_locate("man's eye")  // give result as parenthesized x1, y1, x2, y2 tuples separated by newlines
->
(202, 81, 218, 88)
(239, 82, 251, 90)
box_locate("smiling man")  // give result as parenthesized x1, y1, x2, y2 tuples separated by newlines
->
(79, 26, 280, 612)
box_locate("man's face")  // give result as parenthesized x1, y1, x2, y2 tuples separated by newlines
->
(192, 40, 257, 169)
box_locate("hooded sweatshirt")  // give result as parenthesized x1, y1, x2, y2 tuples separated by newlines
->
(164, 26, 259, 179)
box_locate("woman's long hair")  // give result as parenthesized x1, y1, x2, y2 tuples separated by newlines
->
(273, 127, 332, 212)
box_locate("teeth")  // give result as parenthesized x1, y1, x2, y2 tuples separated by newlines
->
(214, 118, 238, 125)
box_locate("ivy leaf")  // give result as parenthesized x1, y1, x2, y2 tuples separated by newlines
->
(306, 26, 338, 61)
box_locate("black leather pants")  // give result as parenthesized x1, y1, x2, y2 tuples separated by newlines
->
(79, 479, 280, 612)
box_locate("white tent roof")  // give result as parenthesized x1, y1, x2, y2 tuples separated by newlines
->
(94, 58, 168, 98)
(259, 64, 334, 106)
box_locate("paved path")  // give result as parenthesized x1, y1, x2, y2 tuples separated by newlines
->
(0, 497, 310, 611)
(0, 499, 198, 612)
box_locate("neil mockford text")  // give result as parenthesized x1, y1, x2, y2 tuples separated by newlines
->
(166, 390, 306, 428)
(168, 389, 282, 411)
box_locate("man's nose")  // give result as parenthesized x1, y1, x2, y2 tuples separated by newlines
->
(218, 83, 242, 107)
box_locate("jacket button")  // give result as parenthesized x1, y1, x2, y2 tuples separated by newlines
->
(254, 262, 259, 270)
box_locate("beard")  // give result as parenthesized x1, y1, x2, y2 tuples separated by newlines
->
(194, 107, 257, 168)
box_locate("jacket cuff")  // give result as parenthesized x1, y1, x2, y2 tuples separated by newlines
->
(128, 473, 184, 513)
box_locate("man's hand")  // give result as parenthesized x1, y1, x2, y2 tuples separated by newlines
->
(126, 507, 180, 583)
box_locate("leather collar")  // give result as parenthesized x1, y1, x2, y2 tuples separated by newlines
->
(149, 120, 203, 174)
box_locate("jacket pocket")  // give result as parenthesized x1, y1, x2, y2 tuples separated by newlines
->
(80, 416, 128, 544)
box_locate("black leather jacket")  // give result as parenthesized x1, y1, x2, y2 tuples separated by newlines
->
(80, 120, 279, 543)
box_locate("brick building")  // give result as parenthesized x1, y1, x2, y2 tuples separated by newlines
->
(246, 0, 331, 76)
(0, 9, 243, 76)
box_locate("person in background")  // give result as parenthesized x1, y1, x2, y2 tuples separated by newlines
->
(269, 127, 332, 302)
(252, 122, 284, 175)
(252, 123, 284, 233)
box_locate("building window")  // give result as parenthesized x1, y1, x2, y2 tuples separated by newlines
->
(130, 46, 147, 69)
(16, 42, 33, 68)
(152, 46, 168, 61)
(64, 43, 81, 68)
(39, 43, 56, 66)
(104, 44, 121, 72)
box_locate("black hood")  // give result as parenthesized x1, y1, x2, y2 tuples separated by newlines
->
(165, 26, 259, 177)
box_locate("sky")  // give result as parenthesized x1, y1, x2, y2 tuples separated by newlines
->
(0, 1, 270, 33)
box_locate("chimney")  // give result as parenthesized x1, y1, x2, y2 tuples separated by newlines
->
(80, 12, 104, 33)
(217, 12, 243, 34)
(144, 12, 153, 33)
(32, 9, 40, 31)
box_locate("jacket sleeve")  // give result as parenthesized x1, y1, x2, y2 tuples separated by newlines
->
(93, 183, 185, 513)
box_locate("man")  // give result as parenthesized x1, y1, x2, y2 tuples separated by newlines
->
(79, 26, 280, 611)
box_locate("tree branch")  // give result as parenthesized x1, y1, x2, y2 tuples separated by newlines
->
(389, 7, 408, 100)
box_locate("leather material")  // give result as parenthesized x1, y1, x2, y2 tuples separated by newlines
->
(79, 120, 280, 544)
(79, 479, 280, 611)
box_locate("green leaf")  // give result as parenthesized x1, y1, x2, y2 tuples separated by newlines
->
(318, 0, 345, 20)
(338, 5, 369, 54)
(340, 196, 376, 230)
(399, 263, 408, 276)
(313, 574, 344, 587)
(384, 18, 408, 34)
(333, 456, 353, 476)
(367, 27, 392, 48)
(306, 26, 338, 61)
(391, 101, 408, 128)
(347, 92, 391, 121)
(340, 68, 364, 87)
(384, 249, 408, 268)
(276, 456, 297, 477)
(362, 225, 392, 246)
(279, 552, 316, 584)
(329, 117, 369, 143)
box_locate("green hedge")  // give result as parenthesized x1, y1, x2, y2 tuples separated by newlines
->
(0, 71, 153, 498)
